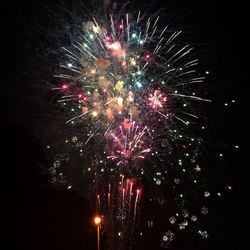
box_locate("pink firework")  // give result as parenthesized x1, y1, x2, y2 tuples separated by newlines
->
(107, 120, 151, 166)
(148, 90, 167, 109)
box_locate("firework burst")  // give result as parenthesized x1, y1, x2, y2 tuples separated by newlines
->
(48, 4, 215, 249)
(107, 119, 151, 167)
(147, 90, 167, 110)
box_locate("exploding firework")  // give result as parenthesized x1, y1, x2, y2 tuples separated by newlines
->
(53, 9, 211, 168)
(107, 119, 151, 168)
(147, 90, 167, 110)
(47, 2, 216, 249)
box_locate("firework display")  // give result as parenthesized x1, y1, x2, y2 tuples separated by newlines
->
(47, 5, 227, 249)
(95, 174, 141, 250)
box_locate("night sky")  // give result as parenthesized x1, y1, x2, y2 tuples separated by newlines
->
(2, 0, 244, 249)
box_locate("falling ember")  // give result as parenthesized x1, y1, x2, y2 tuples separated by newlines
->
(108, 192, 110, 206)
(129, 181, 133, 209)
(97, 194, 101, 211)
(133, 189, 140, 222)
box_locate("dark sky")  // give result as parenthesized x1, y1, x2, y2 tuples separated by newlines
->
(2, 0, 244, 249)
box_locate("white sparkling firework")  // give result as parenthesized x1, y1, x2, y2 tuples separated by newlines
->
(161, 230, 175, 248)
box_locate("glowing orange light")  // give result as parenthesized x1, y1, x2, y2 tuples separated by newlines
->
(94, 216, 102, 225)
